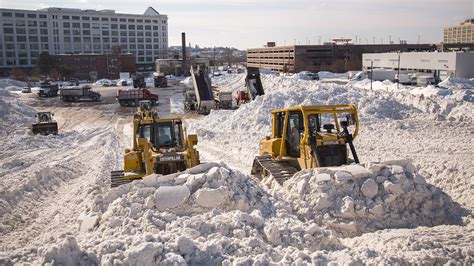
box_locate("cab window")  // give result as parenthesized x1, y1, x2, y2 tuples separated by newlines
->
(286, 111, 303, 157)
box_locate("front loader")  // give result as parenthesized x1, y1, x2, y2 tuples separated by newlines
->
(31, 112, 58, 135)
(111, 100, 200, 187)
(251, 104, 359, 184)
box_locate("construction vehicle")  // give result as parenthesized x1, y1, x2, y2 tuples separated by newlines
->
(234, 90, 251, 106)
(110, 100, 200, 187)
(245, 67, 265, 99)
(184, 90, 198, 111)
(60, 85, 101, 102)
(132, 72, 146, 89)
(251, 104, 359, 184)
(38, 80, 59, 97)
(153, 73, 168, 88)
(31, 112, 58, 135)
(190, 65, 214, 114)
(117, 88, 159, 107)
(213, 88, 233, 109)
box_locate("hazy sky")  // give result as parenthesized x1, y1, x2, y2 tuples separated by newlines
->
(1, 0, 472, 49)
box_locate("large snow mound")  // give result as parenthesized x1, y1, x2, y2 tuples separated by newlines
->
(0, 88, 36, 135)
(282, 160, 466, 237)
(72, 163, 340, 264)
(0, 78, 27, 91)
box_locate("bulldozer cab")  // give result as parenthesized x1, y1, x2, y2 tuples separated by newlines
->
(135, 119, 184, 150)
(253, 105, 359, 182)
(36, 112, 53, 123)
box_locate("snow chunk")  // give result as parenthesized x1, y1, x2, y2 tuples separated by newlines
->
(194, 187, 229, 208)
(154, 185, 190, 211)
(360, 179, 378, 199)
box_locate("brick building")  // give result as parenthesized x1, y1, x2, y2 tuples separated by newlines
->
(247, 43, 436, 73)
(53, 48, 135, 80)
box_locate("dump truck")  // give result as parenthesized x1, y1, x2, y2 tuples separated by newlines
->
(184, 90, 198, 111)
(110, 100, 200, 187)
(153, 73, 168, 88)
(38, 81, 59, 97)
(251, 104, 359, 184)
(31, 112, 58, 135)
(189, 65, 214, 114)
(213, 88, 233, 109)
(245, 67, 265, 99)
(117, 88, 159, 107)
(60, 85, 101, 102)
(132, 72, 146, 89)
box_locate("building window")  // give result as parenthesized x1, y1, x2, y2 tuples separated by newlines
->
(27, 13, 37, 18)
(128, 25, 135, 30)
(63, 15, 70, 19)
(128, 19, 135, 22)
(83, 30, 91, 35)
(39, 21, 47, 27)
(30, 43, 39, 50)
(111, 24, 118, 29)
(119, 18, 126, 22)
(16, 28, 26, 34)
(101, 17, 109, 21)
(15, 13, 25, 18)
(28, 20, 37, 27)
(3, 28, 13, 34)
(129, 31, 136, 36)
(39, 14, 47, 19)
(137, 25, 143, 30)
(111, 18, 117, 21)
(2, 12, 12, 17)
(17, 36, 27, 42)
(16, 20, 26, 26)
(92, 17, 99, 21)
(40, 36, 48, 42)
(102, 31, 109, 36)
(72, 22, 81, 28)
(63, 22, 70, 28)
(40, 29, 48, 35)
(28, 29, 38, 35)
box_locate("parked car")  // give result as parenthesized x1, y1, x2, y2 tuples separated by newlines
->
(21, 87, 31, 93)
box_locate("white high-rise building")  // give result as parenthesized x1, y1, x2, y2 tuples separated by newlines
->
(0, 7, 168, 68)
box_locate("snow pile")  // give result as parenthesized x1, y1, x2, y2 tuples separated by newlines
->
(72, 163, 339, 264)
(180, 77, 193, 87)
(318, 71, 347, 79)
(0, 78, 27, 91)
(211, 73, 246, 92)
(0, 88, 36, 135)
(283, 160, 465, 237)
(170, 94, 185, 114)
(438, 76, 474, 90)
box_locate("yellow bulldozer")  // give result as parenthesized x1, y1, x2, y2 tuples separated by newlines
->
(111, 100, 200, 187)
(251, 104, 360, 184)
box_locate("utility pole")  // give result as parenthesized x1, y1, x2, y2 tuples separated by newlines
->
(370, 60, 373, 90)
(213, 46, 216, 76)
(397, 52, 401, 90)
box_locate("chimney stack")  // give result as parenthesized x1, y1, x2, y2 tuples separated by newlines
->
(181, 32, 187, 76)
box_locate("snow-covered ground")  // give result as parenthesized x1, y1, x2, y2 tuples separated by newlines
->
(0, 73, 473, 264)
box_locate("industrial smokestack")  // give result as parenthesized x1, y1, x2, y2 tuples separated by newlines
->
(181, 32, 187, 76)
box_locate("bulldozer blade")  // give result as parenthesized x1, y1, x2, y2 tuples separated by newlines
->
(32, 122, 58, 135)
(110, 170, 144, 188)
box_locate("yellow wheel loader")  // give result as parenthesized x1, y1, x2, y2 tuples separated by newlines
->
(111, 100, 200, 187)
(251, 104, 360, 184)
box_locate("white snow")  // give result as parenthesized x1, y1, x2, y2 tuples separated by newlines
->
(0, 74, 473, 264)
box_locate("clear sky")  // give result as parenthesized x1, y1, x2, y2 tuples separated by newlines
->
(1, 0, 472, 49)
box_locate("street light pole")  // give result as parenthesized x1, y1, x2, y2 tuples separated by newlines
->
(397, 52, 401, 90)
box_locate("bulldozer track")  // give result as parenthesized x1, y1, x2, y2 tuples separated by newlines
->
(252, 155, 298, 185)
